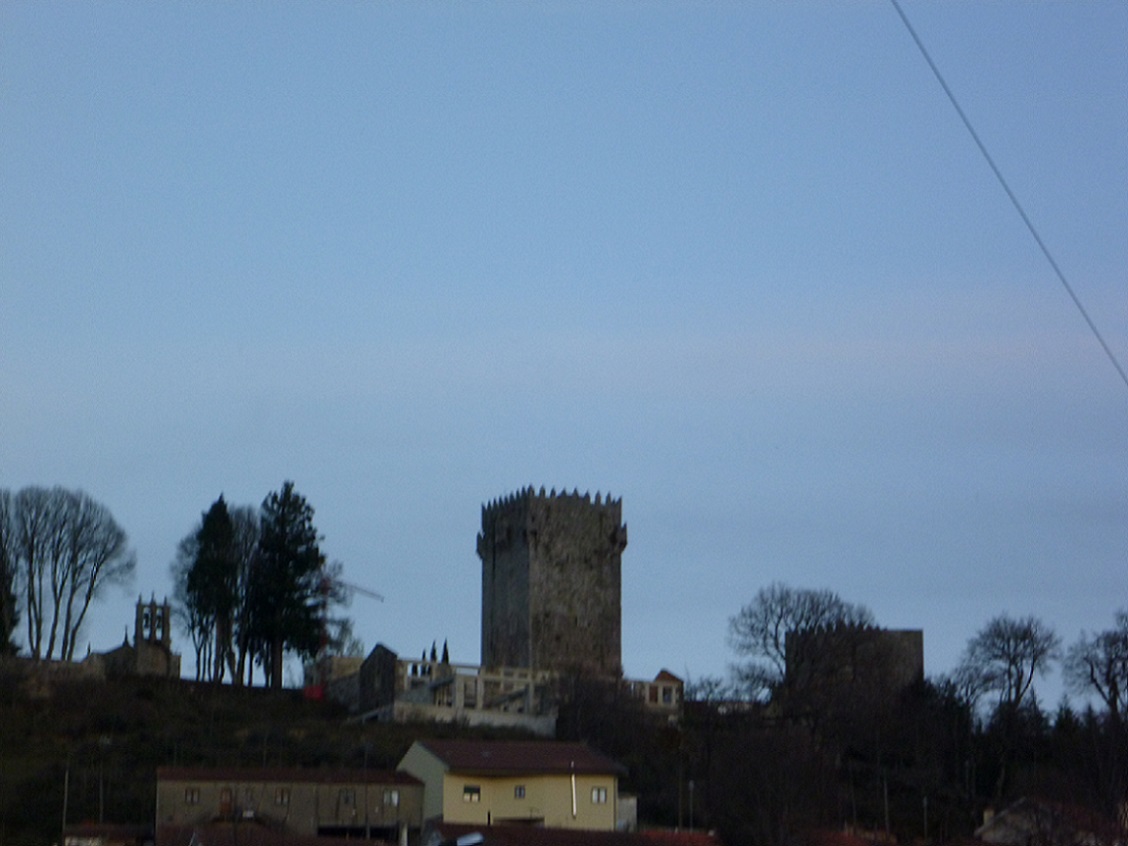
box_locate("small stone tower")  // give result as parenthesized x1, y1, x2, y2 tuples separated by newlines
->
(476, 487, 627, 676)
(136, 595, 172, 650)
(133, 595, 180, 677)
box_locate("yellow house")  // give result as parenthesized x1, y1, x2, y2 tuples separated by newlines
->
(397, 739, 625, 831)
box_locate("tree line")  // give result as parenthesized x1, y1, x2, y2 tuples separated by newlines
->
(678, 582, 1128, 845)
(170, 481, 350, 690)
(0, 480, 351, 692)
(0, 486, 136, 660)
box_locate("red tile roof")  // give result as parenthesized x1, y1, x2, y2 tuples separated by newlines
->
(799, 831, 884, 846)
(638, 831, 720, 846)
(416, 740, 626, 777)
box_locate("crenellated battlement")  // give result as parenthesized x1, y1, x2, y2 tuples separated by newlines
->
(480, 486, 622, 520)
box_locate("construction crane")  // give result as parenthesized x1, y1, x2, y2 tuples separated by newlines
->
(304, 573, 383, 700)
(335, 579, 384, 604)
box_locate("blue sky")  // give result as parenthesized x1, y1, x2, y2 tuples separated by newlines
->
(2, 1, 1125, 702)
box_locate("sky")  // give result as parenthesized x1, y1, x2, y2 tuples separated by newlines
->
(2, 1, 1125, 706)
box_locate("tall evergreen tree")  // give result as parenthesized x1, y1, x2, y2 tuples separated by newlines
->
(172, 499, 261, 684)
(188, 496, 239, 683)
(249, 481, 326, 689)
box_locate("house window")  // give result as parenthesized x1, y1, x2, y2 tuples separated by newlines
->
(184, 788, 200, 805)
(591, 787, 608, 804)
(514, 785, 525, 799)
(274, 788, 290, 806)
(383, 789, 399, 807)
(462, 786, 481, 803)
(662, 686, 674, 704)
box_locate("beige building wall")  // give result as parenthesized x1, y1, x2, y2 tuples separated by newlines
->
(397, 744, 450, 824)
(397, 741, 622, 833)
(155, 771, 421, 837)
(440, 772, 616, 830)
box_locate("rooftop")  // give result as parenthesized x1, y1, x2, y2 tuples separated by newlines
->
(413, 740, 626, 777)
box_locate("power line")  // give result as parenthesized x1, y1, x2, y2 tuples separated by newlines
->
(889, 0, 1128, 393)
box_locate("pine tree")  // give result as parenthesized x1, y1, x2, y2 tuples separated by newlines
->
(249, 481, 326, 689)
(188, 496, 238, 682)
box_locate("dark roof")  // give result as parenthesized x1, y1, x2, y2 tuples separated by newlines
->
(430, 824, 721, 846)
(157, 766, 420, 786)
(415, 740, 626, 777)
(974, 796, 1122, 846)
(156, 823, 358, 846)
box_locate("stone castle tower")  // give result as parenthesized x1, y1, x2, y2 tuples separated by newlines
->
(476, 487, 627, 676)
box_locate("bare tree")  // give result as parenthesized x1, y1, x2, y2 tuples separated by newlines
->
(170, 531, 211, 681)
(727, 582, 874, 697)
(1063, 611, 1128, 828)
(1065, 610, 1128, 726)
(55, 490, 136, 660)
(14, 487, 54, 659)
(13, 486, 135, 661)
(0, 490, 20, 654)
(228, 504, 260, 686)
(958, 613, 1059, 802)
(958, 614, 1060, 715)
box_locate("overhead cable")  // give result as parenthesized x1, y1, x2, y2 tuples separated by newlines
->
(890, 0, 1128, 392)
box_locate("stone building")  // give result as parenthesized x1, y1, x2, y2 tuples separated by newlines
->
(86, 597, 181, 679)
(477, 488, 627, 676)
(627, 670, 684, 725)
(354, 644, 556, 736)
(783, 625, 924, 703)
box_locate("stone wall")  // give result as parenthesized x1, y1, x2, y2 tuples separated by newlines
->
(358, 643, 400, 713)
(784, 626, 924, 700)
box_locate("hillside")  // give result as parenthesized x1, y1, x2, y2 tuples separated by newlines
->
(0, 661, 534, 846)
